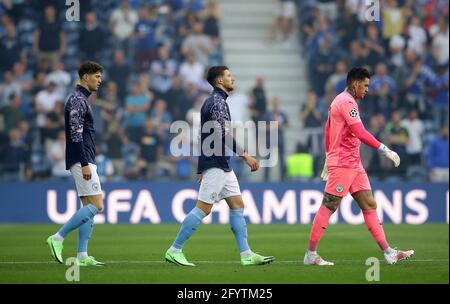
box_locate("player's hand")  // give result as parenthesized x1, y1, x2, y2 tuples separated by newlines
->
(82, 165, 92, 180)
(197, 175, 202, 185)
(320, 162, 329, 181)
(242, 153, 259, 172)
(379, 144, 401, 167)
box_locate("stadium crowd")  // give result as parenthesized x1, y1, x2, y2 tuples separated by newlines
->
(0, 0, 448, 183)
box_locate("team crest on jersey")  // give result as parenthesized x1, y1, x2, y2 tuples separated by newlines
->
(349, 109, 358, 118)
(336, 185, 344, 193)
(210, 192, 218, 201)
(92, 183, 99, 191)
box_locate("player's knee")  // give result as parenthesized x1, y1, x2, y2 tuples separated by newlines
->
(366, 199, 377, 210)
(93, 201, 104, 213)
(323, 202, 339, 213)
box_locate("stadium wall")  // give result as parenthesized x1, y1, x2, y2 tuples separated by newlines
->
(0, 182, 448, 224)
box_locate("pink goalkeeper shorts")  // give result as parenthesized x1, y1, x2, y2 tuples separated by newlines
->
(324, 166, 372, 197)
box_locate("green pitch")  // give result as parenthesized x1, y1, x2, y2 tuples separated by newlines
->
(0, 224, 447, 284)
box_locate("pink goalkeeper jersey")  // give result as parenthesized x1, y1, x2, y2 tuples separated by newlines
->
(325, 91, 363, 169)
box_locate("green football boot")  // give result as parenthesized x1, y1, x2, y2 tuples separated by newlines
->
(165, 250, 195, 266)
(241, 252, 275, 266)
(46, 236, 63, 264)
(76, 256, 105, 267)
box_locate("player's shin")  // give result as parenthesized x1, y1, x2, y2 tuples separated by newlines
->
(58, 204, 99, 238)
(171, 207, 206, 251)
(229, 208, 251, 257)
(362, 209, 389, 251)
(77, 217, 94, 259)
(308, 205, 334, 252)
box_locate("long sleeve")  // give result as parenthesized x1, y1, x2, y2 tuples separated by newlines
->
(210, 100, 245, 156)
(349, 122, 382, 150)
(68, 100, 89, 166)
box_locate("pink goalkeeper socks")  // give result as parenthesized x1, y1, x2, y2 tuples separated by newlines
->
(363, 209, 389, 251)
(308, 205, 333, 252)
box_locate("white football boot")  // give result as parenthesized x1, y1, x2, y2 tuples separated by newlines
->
(303, 251, 334, 266)
(384, 247, 414, 265)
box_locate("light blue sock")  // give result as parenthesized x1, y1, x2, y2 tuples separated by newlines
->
(78, 217, 94, 253)
(58, 204, 98, 238)
(230, 208, 250, 253)
(172, 207, 207, 250)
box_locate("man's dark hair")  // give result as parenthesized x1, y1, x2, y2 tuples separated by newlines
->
(78, 61, 103, 79)
(207, 66, 229, 87)
(346, 67, 371, 86)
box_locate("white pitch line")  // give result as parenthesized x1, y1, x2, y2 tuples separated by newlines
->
(0, 259, 448, 265)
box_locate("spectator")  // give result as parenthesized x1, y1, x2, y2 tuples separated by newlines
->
(139, 118, 161, 180)
(109, 0, 139, 58)
(401, 108, 424, 166)
(309, 35, 336, 97)
(406, 15, 427, 57)
(299, 90, 323, 163)
(0, 21, 25, 74)
(369, 63, 398, 119)
(104, 119, 126, 179)
(0, 70, 21, 108)
(0, 128, 26, 181)
(262, 97, 289, 181)
(325, 60, 347, 95)
(150, 45, 177, 97)
(165, 74, 187, 121)
(228, 86, 250, 124)
(182, 21, 213, 67)
(42, 100, 64, 145)
(382, 0, 406, 40)
(47, 130, 70, 181)
(96, 145, 115, 183)
(35, 81, 62, 144)
(388, 34, 406, 81)
(431, 65, 449, 128)
(108, 49, 131, 104)
(178, 51, 204, 87)
(98, 81, 124, 128)
(125, 82, 151, 143)
(32, 5, 65, 70)
(78, 11, 105, 62)
(45, 61, 71, 99)
(361, 114, 385, 180)
(402, 56, 436, 118)
(121, 136, 145, 180)
(385, 111, 409, 177)
(149, 98, 172, 143)
(364, 23, 385, 71)
(271, 0, 297, 47)
(200, 0, 223, 48)
(0, 93, 23, 134)
(249, 76, 267, 124)
(334, 5, 360, 52)
(133, 7, 158, 72)
(300, 90, 322, 129)
(429, 15, 449, 66)
(427, 125, 449, 182)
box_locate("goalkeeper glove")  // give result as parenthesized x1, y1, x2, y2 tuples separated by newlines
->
(379, 143, 400, 167)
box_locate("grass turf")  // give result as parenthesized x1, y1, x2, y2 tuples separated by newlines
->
(0, 224, 447, 284)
